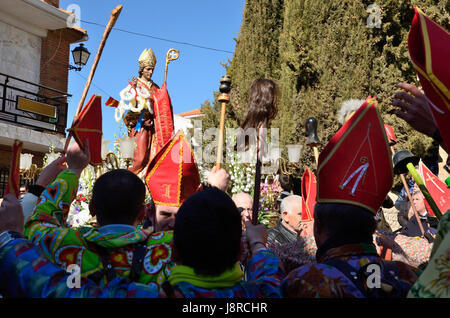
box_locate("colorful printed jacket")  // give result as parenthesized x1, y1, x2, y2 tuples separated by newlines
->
(282, 243, 420, 298)
(24, 169, 174, 288)
(408, 211, 450, 298)
(0, 240, 283, 298)
(0, 239, 159, 298)
(169, 250, 284, 298)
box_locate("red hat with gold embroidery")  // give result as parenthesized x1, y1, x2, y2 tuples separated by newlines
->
(301, 167, 317, 221)
(145, 129, 200, 206)
(317, 97, 393, 214)
(408, 7, 450, 151)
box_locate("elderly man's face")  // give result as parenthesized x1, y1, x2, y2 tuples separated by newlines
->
(412, 192, 427, 215)
(233, 195, 253, 228)
(283, 204, 302, 232)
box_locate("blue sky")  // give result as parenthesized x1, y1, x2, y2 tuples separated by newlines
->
(60, 0, 245, 150)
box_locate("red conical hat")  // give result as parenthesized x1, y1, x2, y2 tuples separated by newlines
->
(68, 94, 103, 166)
(418, 160, 450, 217)
(301, 167, 317, 222)
(145, 129, 200, 206)
(408, 7, 450, 150)
(317, 97, 392, 214)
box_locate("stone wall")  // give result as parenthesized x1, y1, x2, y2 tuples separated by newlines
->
(0, 20, 41, 95)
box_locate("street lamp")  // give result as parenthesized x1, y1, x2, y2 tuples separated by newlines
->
(69, 43, 91, 71)
(20, 153, 41, 181)
(117, 136, 136, 169)
(277, 144, 303, 175)
(101, 137, 119, 170)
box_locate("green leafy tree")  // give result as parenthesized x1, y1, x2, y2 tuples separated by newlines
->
(200, 0, 449, 178)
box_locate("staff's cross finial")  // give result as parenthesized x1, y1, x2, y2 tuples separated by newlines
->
(169, 50, 178, 59)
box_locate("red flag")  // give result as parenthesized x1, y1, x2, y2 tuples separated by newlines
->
(418, 160, 449, 217)
(105, 97, 119, 107)
(68, 95, 103, 166)
(5, 140, 23, 198)
(153, 82, 174, 153)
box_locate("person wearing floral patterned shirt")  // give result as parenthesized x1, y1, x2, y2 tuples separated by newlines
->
(0, 184, 283, 298)
(24, 141, 174, 289)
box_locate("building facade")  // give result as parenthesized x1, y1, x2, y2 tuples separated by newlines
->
(0, 0, 88, 196)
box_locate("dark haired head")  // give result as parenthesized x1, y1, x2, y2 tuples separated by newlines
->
(279, 174, 293, 192)
(91, 169, 146, 226)
(138, 66, 145, 78)
(173, 187, 242, 276)
(241, 79, 279, 130)
(314, 203, 376, 244)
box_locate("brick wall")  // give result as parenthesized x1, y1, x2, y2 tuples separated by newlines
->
(41, 0, 59, 8)
(39, 29, 71, 132)
(39, 29, 70, 95)
(38, 0, 86, 134)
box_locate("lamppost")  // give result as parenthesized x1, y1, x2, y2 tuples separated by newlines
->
(20, 153, 41, 181)
(117, 136, 136, 169)
(277, 144, 303, 175)
(69, 43, 91, 71)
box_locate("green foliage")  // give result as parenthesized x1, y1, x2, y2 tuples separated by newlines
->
(200, 0, 449, 179)
(227, 0, 284, 125)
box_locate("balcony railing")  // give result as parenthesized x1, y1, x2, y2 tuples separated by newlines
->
(0, 72, 71, 135)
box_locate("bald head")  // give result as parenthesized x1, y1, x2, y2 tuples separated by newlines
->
(280, 195, 302, 232)
(232, 192, 252, 206)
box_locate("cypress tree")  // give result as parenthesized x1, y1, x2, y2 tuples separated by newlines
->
(227, 0, 284, 125)
(200, 0, 449, 175)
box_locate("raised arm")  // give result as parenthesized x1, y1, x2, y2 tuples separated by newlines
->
(243, 221, 285, 297)
(24, 141, 90, 256)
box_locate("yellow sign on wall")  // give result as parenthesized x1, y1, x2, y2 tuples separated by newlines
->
(17, 97, 57, 118)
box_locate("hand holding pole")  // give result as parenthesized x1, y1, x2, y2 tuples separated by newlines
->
(393, 150, 443, 220)
(386, 127, 426, 237)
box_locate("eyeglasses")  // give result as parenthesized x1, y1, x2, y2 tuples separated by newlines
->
(237, 207, 252, 213)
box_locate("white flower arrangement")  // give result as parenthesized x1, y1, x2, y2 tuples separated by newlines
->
(67, 165, 96, 228)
